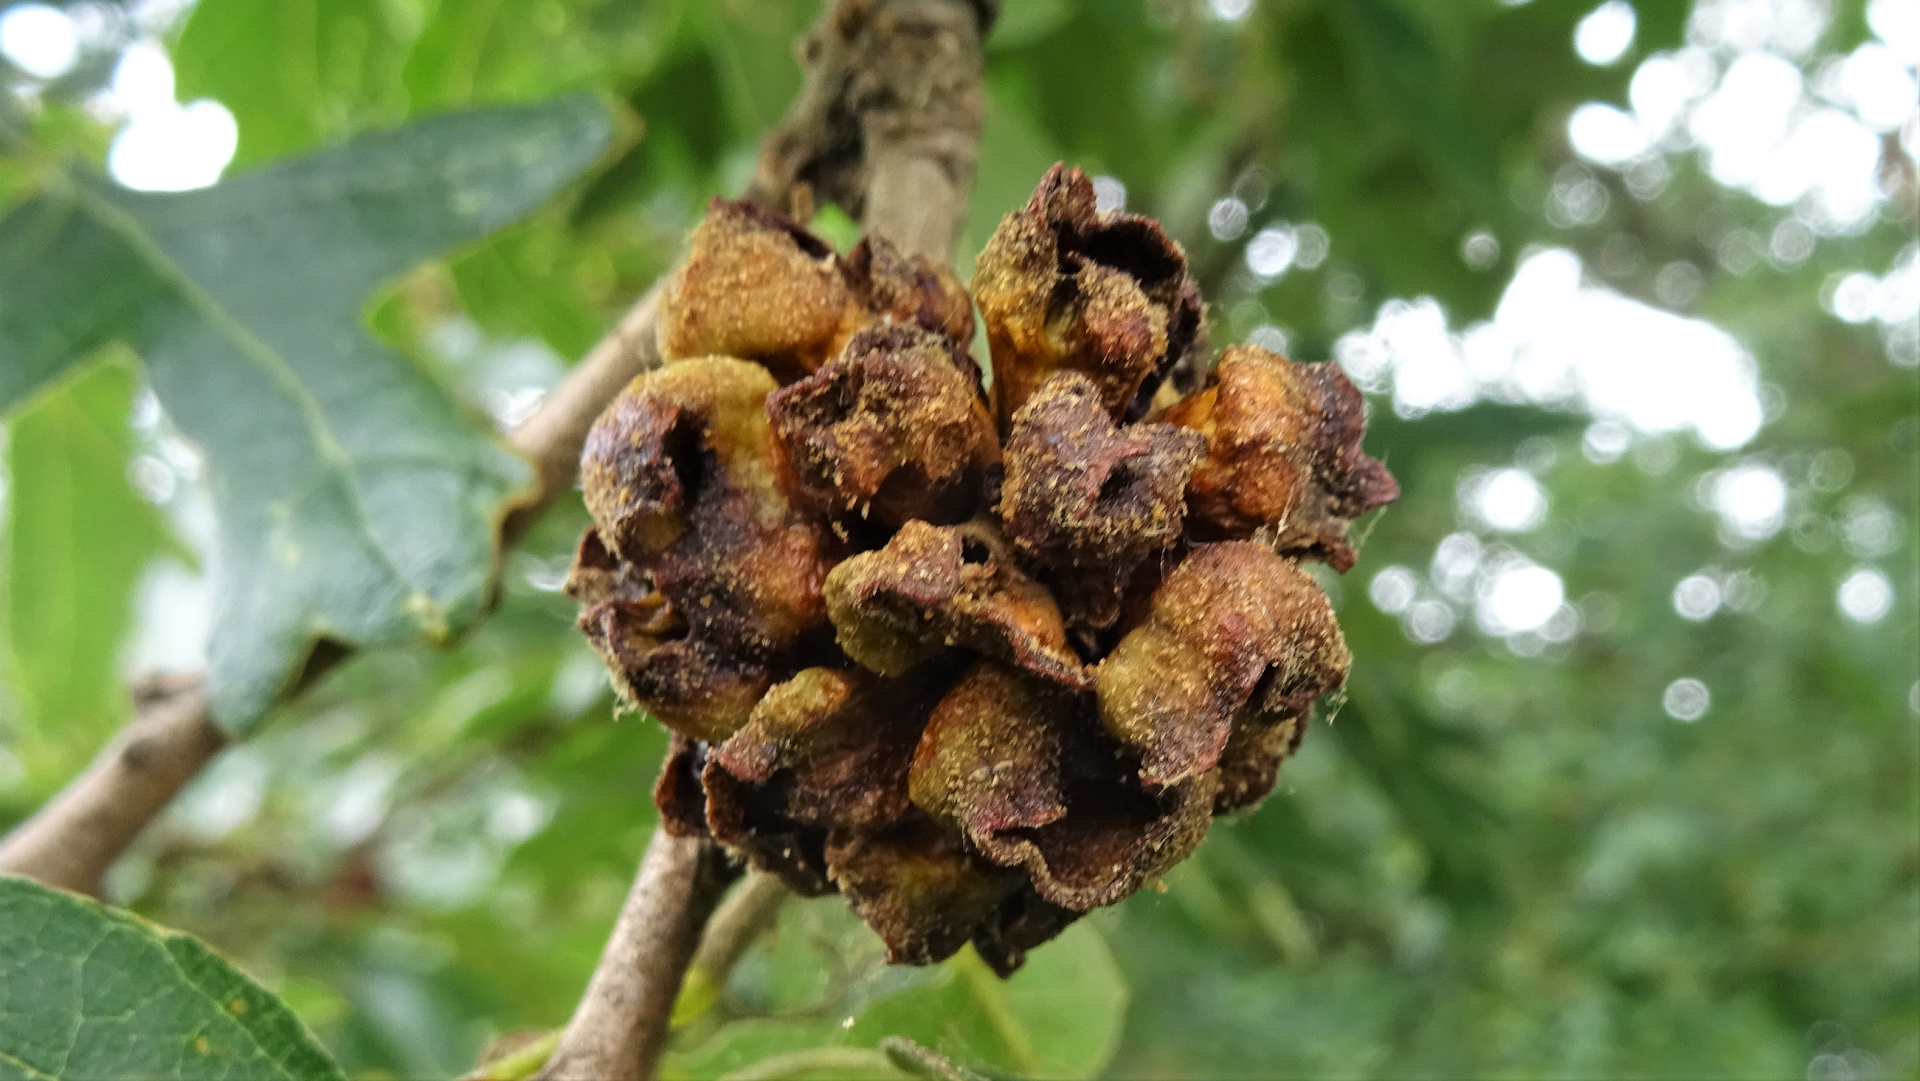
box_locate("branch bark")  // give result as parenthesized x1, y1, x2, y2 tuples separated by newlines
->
(745, 0, 993, 263)
(0, 286, 667, 897)
(0, 675, 221, 894)
(535, 829, 734, 1081)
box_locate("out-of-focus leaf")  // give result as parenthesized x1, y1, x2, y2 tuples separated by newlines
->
(881, 1036, 991, 1081)
(172, 0, 411, 167)
(689, 0, 812, 139)
(672, 917, 1122, 1081)
(1, 359, 174, 756)
(1334, 667, 1508, 906)
(848, 925, 1126, 1080)
(0, 96, 610, 732)
(448, 225, 607, 359)
(0, 874, 345, 1080)
(1327, 0, 1505, 226)
(1367, 402, 1586, 464)
(399, 0, 685, 112)
(401, 0, 551, 110)
(987, 0, 1072, 51)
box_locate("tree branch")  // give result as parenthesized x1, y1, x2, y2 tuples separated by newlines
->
(0, 675, 220, 894)
(745, 0, 994, 264)
(8, 4, 994, 1077)
(536, 828, 734, 1081)
(502, 284, 663, 545)
(0, 285, 667, 897)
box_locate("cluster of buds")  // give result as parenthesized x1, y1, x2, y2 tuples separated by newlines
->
(567, 166, 1397, 975)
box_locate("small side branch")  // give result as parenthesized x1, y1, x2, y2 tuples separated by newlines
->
(502, 285, 663, 545)
(0, 675, 223, 895)
(678, 870, 791, 1018)
(534, 829, 733, 1081)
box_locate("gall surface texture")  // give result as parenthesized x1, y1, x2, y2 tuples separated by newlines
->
(569, 165, 1398, 975)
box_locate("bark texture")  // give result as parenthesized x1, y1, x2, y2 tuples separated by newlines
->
(534, 829, 734, 1081)
(0, 676, 223, 895)
(746, 0, 996, 263)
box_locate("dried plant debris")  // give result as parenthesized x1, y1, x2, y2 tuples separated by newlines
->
(655, 733, 713, 839)
(1165, 344, 1399, 571)
(844, 235, 977, 348)
(569, 168, 1396, 976)
(768, 322, 996, 527)
(658, 199, 855, 381)
(660, 199, 976, 383)
(910, 662, 1214, 910)
(998, 371, 1203, 631)
(1096, 541, 1350, 791)
(972, 164, 1206, 430)
(569, 358, 832, 742)
(825, 815, 1024, 968)
(824, 520, 1088, 688)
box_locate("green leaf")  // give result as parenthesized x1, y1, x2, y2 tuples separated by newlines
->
(1333, 667, 1509, 907)
(848, 924, 1126, 1080)
(671, 914, 1123, 1081)
(880, 1037, 990, 1081)
(2, 359, 175, 756)
(0, 95, 610, 732)
(172, 0, 413, 167)
(399, 0, 684, 112)
(0, 875, 345, 1080)
(689, 0, 812, 137)
(1327, 0, 1506, 226)
(986, 0, 1072, 51)
(448, 224, 607, 359)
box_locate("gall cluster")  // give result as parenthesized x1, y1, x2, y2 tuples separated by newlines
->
(567, 166, 1397, 974)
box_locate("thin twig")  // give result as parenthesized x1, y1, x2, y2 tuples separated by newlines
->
(675, 870, 792, 1024)
(502, 284, 663, 545)
(465, 1031, 562, 1081)
(0, 674, 220, 894)
(880, 1037, 989, 1081)
(717, 1047, 899, 1081)
(534, 829, 733, 1081)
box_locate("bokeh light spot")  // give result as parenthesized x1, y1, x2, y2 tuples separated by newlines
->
(1575, 1, 1637, 66)
(1672, 574, 1723, 620)
(1663, 677, 1710, 721)
(0, 1, 77, 78)
(1836, 567, 1893, 623)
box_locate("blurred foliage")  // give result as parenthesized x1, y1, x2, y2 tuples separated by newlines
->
(0, 0, 1915, 1078)
(0, 95, 607, 731)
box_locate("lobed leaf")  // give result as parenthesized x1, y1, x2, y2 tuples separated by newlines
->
(0, 95, 610, 732)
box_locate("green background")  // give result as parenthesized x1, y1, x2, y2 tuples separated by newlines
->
(1, 0, 1914, 1077)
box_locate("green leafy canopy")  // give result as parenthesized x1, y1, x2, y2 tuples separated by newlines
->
(0, 94, 610, 733)
(0, 874, 343, 1081)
